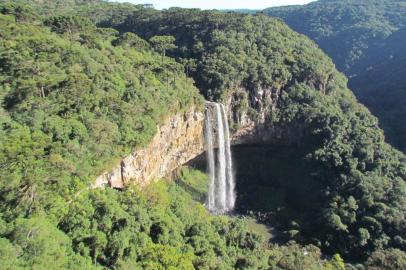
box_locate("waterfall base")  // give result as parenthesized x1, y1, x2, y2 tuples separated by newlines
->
(186, 140, 323, 241)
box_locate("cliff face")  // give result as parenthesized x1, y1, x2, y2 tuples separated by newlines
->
(225, 86, 306, 146)
(94, 86, 307, 188)
(94, 108, 205, 188)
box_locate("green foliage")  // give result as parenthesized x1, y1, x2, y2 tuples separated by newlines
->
(265, 0, 406, 73)
(176, 166, 209, 202)
(273, 84, 406, 260)
(44, 15, 94, 36)
(0, 3, 201, 222)
(149, 35, 177, 61)
(0, 216, 95, 269)
(350, 27, 406, 151)
(112, 32, 150, 51)
(0, 0, 142, 26)
(365, 248, 406, 270)
(10, 217, 94, 269)
(58, 183, 266, 269)
(0, 1, 405, 269)
(116, 8, 346, 102)
(265, 0, 406, 152)
(0, 237, 23, 270)
(268, 243, 345, 270)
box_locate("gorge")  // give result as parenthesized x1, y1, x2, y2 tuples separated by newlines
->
(1, 2, 405, 269)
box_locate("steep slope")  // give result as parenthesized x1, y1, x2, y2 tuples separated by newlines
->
(349, 27, 406, 151)
(264, 0, 406, 74)
(113, 8, 406, 261)
(265, 0, 406, 152)
(352, 26, 406, 72)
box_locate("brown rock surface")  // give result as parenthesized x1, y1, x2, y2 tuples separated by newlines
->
(94, 107, 205, 188)
(94, 86, 306, 188)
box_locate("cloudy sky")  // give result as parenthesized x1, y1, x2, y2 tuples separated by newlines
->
(111, 0, 314, 10)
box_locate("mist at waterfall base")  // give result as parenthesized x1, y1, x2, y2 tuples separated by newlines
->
(204, 103, 236, 214)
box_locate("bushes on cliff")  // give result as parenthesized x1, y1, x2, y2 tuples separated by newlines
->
(279, 83, 406, 260)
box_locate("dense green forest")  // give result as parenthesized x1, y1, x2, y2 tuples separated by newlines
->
(264, 0, 406, 74)
(265, 0, 406, 153)
(349, 27, 406, 152)
(0, 1, 405, 269)
(0, 0, 141, 25)
(115, 8, 346, 101)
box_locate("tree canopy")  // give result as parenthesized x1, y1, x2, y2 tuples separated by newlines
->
(264, 0, 406, 74)
(264, 0, 406, 152)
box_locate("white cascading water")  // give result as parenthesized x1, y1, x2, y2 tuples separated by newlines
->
(205, 102, 236, 214)
(220, 104, 236, 210)
(205, 108, 216, 211)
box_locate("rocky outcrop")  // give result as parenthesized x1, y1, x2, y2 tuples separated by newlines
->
(94, 85, 307, 188)
(93, 107, 205, 188)
(231, 122, 305, 146)
(225, 86, 306, 146)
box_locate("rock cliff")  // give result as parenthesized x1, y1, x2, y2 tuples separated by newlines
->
(93, 107, 205, 188)
(225, 86, 306, 146)
(94, 85, 307, 188)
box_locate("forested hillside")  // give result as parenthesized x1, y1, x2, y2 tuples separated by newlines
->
(0, 1, 405, 269)
(113, 7, 406, 264)
(264, 0, 406, 74)
(0, 0, 141, 25)
(116, 8, 346, 101)
(265, 0, 406, 151)
(350, 27, 406, 152)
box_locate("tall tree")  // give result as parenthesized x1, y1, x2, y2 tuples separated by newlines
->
(149, 35, 177, 63)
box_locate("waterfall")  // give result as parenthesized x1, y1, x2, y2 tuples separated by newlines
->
(204, 102, 236, 214)
(220, 104, 236, 210)
(205, 108, 216, 211)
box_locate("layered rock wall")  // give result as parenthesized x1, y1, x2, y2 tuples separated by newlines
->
(225, 86, 306, 146)
(93, 107, 205, 188)
(94, 85, 307, 188)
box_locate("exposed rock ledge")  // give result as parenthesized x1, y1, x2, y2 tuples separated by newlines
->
(94, 89, 306, 188)
(93, 107, 205, 188)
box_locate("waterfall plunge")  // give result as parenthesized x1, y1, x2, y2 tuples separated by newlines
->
(205, 103, 236, 214)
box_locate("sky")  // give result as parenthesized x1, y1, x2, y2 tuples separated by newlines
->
(111, 0, 314, 10)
